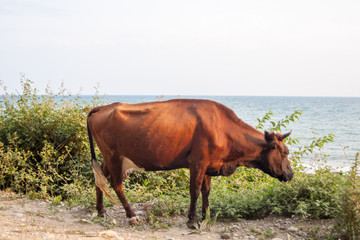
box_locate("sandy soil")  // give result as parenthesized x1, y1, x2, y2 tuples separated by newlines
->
(0, 191, 334, 240)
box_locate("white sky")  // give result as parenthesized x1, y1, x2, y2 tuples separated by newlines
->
(1, 0, 360, 96)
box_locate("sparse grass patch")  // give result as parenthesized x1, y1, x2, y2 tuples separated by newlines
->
(0, 206, 9, 211)
(248, 226, 262, 234)
(335, 152, 360, 240)
(64, 229, 85, 235)
(263, 229, 276, 238)
(24, 210, 45, 218)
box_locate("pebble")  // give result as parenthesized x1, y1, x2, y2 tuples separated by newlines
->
(10, 212, 23, 217)
(143, 201, 153, 209)
(297, 231, 307, 237)
(41, 233, 54, 239)
(287, 226, 299, 232)
(232, 224, 241, 231)
(220, 233, 231, 239)
(135, 210, 146, 216)
(244, 235, 255, 240)
(285, 220, 292, 225)
(271, 238, 283, 240)
(98, 230, 124, 240)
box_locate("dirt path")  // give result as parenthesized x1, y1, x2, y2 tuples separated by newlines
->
(0, 191, 334, 240)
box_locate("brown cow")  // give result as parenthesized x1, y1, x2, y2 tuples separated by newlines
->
(87, 99, 293, 228)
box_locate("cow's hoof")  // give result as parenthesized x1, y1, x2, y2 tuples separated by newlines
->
(129, 216, 140, 225)
(186, 219, 200, 229)
(97, 210, 106, 218)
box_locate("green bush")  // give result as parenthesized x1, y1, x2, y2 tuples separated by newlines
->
(335, 153, 360, 239)
(0, 77, 96, 198)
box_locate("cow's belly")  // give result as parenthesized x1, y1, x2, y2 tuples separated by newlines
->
(206, 161, 238, 176)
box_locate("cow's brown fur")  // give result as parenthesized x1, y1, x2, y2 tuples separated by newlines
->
(87, 99, 293, 227)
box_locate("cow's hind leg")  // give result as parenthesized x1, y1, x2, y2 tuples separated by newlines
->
(96, 186, 105, 217)
(96, 163, 109, 217)
(111, 177, 139, 224)
(109, 158, 139, 225)
(201, 175, 211, 219)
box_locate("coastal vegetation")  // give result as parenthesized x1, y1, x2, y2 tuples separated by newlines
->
(0, 77, 359, 239)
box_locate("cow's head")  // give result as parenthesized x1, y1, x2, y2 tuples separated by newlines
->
(255, 131, 294, 182)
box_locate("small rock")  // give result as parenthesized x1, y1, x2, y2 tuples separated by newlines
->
(248, 235, 255, 240)
(135, 210, 146, 216)
(81, 219, 93, 224)
(287, 226, 299, 232)
(232, 225, 241, 231)
(83, 233, 97, 237)
(271, 238, 283, 240)
(41, 233, 54, 239)
(297, 231, 307, 237)
(143, 201, 153, 209)
(10, 212, 23, 217)
(220, 233, 231, 239)
(98, 230, 124, 240)
(285, 219, 292, 225)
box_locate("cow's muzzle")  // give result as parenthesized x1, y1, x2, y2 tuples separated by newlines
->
(278, 171, 294, 182)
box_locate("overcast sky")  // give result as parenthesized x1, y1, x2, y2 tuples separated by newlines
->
(1, 0, 360, 96)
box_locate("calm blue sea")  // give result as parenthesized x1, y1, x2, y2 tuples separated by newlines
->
(85, 95, 359, 171)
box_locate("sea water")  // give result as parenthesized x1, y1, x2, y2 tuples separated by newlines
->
(86, 95, 359, 171)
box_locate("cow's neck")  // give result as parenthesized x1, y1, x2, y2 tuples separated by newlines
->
(228, 120, 266, 167)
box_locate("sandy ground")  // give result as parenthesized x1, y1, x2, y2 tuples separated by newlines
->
(0, 191, 334, 240)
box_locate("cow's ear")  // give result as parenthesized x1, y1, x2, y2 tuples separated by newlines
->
(264, 131, 275, 143)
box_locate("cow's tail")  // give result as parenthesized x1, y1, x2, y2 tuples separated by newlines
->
(87, 108, 119, 205)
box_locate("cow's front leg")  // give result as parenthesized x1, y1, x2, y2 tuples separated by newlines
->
(187, 165, 207, 229)
(201, 175, 211, 219)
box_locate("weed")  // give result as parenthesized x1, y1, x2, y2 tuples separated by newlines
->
(0, 206, 9, 210)
(50, 195, 62, 206)
(84, 214, 117, 228)
(263, 229, 276, 238)
(249, 226, 261, 235)
(335, 152, 360, 240)
(25, 210, 45, 218)
(199, 207, 220, 232)
(48, 206, 60, 214)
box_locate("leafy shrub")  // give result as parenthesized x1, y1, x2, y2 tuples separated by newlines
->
(0, 76, 96, 198)
(335, 153, 360, 239)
